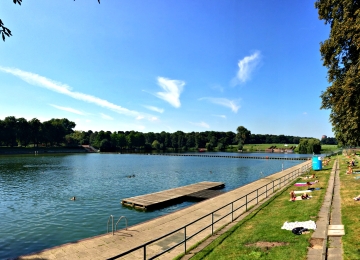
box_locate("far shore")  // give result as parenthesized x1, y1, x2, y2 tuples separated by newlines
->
(0, 147, 88, 155)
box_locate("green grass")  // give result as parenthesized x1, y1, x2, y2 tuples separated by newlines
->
(338, 153, 360, 260)
(241, 143, 297, 152)
(186, 157, 334, 260)
(233, 143, 339, 153)
(321, 144, 340, 153)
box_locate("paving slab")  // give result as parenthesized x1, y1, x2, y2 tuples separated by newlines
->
(328, 225, 344, 230)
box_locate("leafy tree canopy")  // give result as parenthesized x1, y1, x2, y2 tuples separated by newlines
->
(316, 0, 360, 146)
(1, 0, 100, 41)
(236, 126, 251, 145)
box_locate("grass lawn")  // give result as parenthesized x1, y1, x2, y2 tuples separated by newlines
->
(186, 157, 335, 260)
(321, 144, 339, 153)
(338, 153, 360, 260)
(241, 143, 297, 152)
(238, 144, 339, 153)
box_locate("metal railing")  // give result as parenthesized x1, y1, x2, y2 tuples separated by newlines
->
(107, 215, 114, 235)
(115, 216, 128, 232)
(108, 161, 312, 260)
(108, 215, 128, 236)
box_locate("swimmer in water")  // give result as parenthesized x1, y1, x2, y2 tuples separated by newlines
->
(70, 196, 76, 201)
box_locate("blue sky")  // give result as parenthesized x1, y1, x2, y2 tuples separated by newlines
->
(0, 0, 332, 138)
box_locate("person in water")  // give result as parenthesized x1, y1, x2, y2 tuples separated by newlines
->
(70, 196, 76, 200)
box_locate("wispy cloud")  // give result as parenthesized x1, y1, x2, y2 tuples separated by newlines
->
(199, 97, 240, 113)
(100, 113, 114, 120)
(189, 121, 210, 128)
(211, 84, 224, 93)
(0, 67, 153, 120)
(49, 104, 84, 115)
(232, 51, 261, 85)
(212, 114, 227, 119)
(143, 105, 164, 113)
(155, 77, 184, 108)
(303, 112, 307, 115)
(149, 116, 159, 122)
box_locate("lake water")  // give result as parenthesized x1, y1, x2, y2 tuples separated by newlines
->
(0, 152, 311, 259)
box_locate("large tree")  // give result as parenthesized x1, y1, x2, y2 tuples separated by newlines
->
(316, 0, 360, 146)
(236, 126, 251, 149)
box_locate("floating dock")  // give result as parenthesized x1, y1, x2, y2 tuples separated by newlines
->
(121, 181, 225, 210)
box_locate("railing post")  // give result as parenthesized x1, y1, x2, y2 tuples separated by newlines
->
(246, 195, 248, 211)
(144, 245, 146, 260)
(273, 181, 274, 193)
(257, 189, 258, 204)
(231, 202, 234, 222)
(184, 226, 187, 254)
(211, 213, 214, 235)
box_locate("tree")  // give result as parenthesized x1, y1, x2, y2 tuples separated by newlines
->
(2, 0, 100, 42)
(152, 140, 160, 150)
(297, 138, 322, 154)
(29, 118, 41, 147)
(4, 116, 17, 146)
(16, 117, 30, 146)
(236, 126, 251, 149)
(316, 1, 360, 146)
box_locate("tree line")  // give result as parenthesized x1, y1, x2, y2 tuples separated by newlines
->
(0, 116, 335, 153)
(316, 1, 360, 146)
(0, 116, 75, 147)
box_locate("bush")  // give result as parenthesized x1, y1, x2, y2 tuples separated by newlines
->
(298, 138, 321, 154)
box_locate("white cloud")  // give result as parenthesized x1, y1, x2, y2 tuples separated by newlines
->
(232, 51, 261, 85)
(149, 116, 159, 122)
(189, 121, 210, 128)
(49, 104, 84, 115)
(212, 114, 227, 119)
(303, 112, 308, 115)
(143, 105, 164, 113)
(0, 67, 155, 120)
(155, 77, 184, 108)
(136, 115, 145, 120)
(100, 113, 114, 120)
(199, 97, 240, 113)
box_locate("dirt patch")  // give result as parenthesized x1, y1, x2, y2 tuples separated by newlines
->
(246, 241, 289, 249)
(309, 238, 324, 249)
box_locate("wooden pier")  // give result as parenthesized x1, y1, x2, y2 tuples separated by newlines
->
(121, 181, 225, 210)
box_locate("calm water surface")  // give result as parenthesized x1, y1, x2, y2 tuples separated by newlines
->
(0, 152, 309, 259)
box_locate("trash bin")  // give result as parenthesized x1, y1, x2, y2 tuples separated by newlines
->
(312, 156, 322, 170)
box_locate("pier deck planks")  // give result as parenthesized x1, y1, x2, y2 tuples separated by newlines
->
(121, 181, 225, 210)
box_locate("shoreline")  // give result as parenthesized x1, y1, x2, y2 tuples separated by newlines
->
(0, 147, 88, 155)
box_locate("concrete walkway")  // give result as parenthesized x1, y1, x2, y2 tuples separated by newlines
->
(18, 161, 311, 260)
(307, 159, 343, 260)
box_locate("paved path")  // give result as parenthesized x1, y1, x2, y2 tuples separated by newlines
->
(307, 159, 343, 260)
(18, 161, 311, 260)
